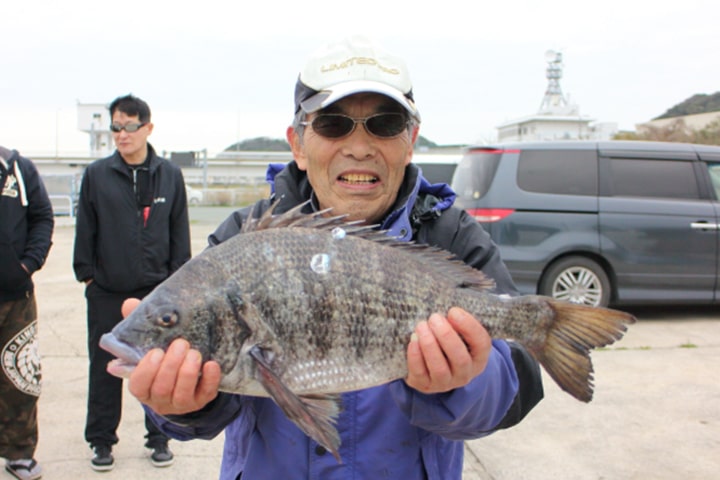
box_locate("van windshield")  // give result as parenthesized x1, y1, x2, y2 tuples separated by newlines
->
(451, 149, 502, 199)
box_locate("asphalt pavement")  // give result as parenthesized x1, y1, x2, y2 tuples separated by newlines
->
(11, 212, 719, 480)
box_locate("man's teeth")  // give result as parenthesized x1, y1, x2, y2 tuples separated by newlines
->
(340, 174, 378, 184)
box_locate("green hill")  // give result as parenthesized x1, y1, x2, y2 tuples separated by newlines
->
(655, 91, 720, 120)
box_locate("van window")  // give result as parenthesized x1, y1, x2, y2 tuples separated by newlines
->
(416, 163, 458, 185)
(707, 163, 720, 200)
(451, 151, 502, 199)
(608, 158, 699, 199)
(517, 150, 597, 195)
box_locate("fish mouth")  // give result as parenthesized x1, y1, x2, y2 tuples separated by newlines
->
(99, 333, 144, 367)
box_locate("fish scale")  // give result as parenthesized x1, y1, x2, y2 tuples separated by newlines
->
(100, 202, 635, 463)
(232, 228, 454, 385)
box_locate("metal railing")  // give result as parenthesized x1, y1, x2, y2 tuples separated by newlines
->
(49, 194, 75, 218)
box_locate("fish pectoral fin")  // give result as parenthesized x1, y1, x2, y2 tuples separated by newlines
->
(248, 346, 342, 462)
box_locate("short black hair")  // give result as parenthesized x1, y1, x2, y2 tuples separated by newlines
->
(109, 94, 151, 123)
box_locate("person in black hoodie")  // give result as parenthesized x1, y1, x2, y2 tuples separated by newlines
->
(0, 146, 53, 480)
(72, 95, 191, 472)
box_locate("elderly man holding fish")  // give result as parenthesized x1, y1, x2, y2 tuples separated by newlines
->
(114, 37, 546, 479)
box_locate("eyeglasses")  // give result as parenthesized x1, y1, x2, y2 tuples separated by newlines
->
(301, 113, 409, 139)
(110, 122, 146, 133)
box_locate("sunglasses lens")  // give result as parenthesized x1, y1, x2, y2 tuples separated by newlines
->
(310, 114, 407, 138)
(366, 114, 407, 137)
(311, 115, 355, 138)
(110, 123, 144, 133)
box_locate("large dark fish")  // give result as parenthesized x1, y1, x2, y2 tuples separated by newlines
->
(100, 203, 635, 461)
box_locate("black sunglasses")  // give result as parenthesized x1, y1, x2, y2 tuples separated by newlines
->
(301, 113, 409, 139)
(110, 122, 146, 133)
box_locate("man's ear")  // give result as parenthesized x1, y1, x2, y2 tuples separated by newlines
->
(405, 124, 420, 166)
(410, 124, 419, 145)
(287, 126, 307, 170)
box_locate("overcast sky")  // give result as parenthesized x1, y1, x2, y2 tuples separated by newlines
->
(1, 0, 718, 157)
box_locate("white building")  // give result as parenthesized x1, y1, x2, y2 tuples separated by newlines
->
(496, 51, 617, 143)
(77, 102, 113, 158)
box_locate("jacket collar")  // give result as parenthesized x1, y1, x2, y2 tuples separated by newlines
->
(266, 160, 456, 241)
(0, 148, 28, 206)
(0, 146, 15, 172)
(109, 143, 161, 174)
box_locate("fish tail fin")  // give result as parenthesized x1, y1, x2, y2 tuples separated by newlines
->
(533, 299, 636, 402)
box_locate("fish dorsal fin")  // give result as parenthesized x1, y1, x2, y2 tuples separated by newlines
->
(242, 199, 368, 234)
(242, 200, 495, 292)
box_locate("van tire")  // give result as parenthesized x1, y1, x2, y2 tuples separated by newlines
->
(539, 256, 611, 308)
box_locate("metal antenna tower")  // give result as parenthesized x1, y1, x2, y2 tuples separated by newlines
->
(538, 50, 568, 113)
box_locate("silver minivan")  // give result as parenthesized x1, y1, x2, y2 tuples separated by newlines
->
(451, 140, 720, 307)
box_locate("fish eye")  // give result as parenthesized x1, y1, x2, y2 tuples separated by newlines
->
(156, 311, 178, 327)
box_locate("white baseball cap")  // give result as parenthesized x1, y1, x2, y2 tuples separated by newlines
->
(294, 36, 420, 121)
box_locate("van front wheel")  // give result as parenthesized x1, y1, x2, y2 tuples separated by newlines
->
(539, 256, 611, 308)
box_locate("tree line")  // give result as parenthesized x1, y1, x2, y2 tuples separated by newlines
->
(226, 92, 720, 149)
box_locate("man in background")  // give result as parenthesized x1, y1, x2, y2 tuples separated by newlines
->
(73, 95, 191, 472)
(1, 146, 54, 480)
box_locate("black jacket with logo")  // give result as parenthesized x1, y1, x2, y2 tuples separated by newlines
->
(73, 144, 191, 293)
(0, 147, 54, 301)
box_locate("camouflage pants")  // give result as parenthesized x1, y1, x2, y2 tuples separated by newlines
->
(0, 295, 40, 460)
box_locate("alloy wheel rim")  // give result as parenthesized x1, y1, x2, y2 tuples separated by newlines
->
(551, 267, 602, 306)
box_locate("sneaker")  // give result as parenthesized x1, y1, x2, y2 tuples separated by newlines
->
(90, 445, 114, 472)
(5, 459, 42, 480)
(149, 443, 174, 467)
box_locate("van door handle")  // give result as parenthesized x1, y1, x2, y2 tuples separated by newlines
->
(691, 221, 720, 230)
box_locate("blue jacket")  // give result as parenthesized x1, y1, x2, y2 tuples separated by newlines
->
(148, 161, 543, 479)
